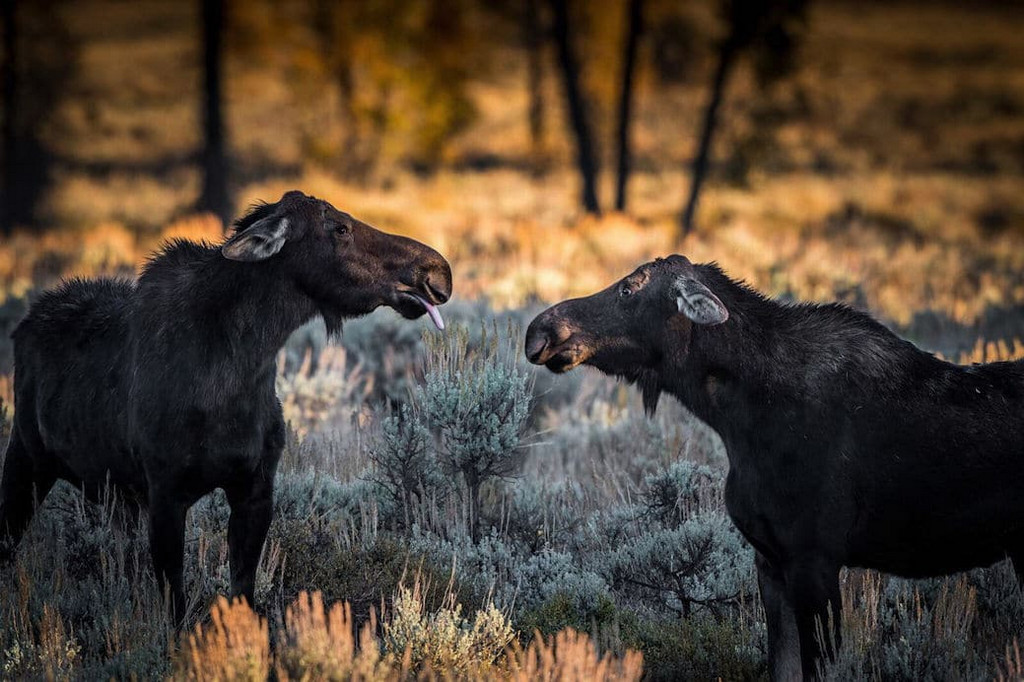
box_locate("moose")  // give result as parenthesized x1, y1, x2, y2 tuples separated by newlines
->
(525, 254, 1024, 680)
(0, 190, 451, 621)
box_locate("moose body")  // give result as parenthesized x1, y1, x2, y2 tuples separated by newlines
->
(525, 255, 1024, 680)
(1, 191, 451, 620)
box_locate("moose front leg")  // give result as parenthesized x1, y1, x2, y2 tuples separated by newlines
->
(756, 553, 802, 681)
(226, 468, 275, 607)
(147, 494, 188, 625)
(785, 557, 842, 680)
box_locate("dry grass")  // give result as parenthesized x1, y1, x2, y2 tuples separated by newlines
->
(5, 169, 1024, 327)
(505, 628, 644, 682)
(175, 589, 642, 682)
(176, 596, 272, 681)
(277, 592, 391, 682)
(956, 338, 1024, 365)
(997, 640, 1024, 682)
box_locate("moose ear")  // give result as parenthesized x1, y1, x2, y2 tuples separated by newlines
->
(673, 277, 729, 325)
(222, 216, 290, 262)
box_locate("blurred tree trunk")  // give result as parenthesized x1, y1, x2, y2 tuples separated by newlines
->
(314, 0, 360, 176)
(547, 0, 600, 215)
(198, 0, 231, 228)
(522, 0, 545, 175)
(679, 38, 738, 238)
(614, 0, 643, 212)
(1, 0, 16, 236)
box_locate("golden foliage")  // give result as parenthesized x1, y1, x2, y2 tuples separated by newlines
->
(957, 338, 1024, 365)
(156, 214, 228, 248)
(1, 604, 81, 681)
(277, 592, 393, 682)
(382, 579, 516, 678)
(176, 597, 272, 682)
(173, 590, 642, 682)
(506, 628, 644, 682)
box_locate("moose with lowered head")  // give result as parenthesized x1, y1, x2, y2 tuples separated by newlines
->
(0, 191, 451, 622)
(526, 254, 1024, 680)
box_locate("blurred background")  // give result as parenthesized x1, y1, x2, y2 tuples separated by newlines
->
(2, 0, 1023, 326)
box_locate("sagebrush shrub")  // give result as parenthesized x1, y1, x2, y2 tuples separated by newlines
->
(383, 579, 515, 677)
(417, 324, 532, 542)
(821, 571, 989, 682)
(597, 460, 754, 617)
(366, 405, 450, 531)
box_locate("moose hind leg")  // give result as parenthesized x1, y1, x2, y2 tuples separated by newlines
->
(786, 557, 843, 680)
(757, 553, 802, 682)
(0, 430, 56, 561)
(226, 474, 274, 607)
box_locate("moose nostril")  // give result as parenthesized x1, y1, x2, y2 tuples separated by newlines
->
(525, 334, 549, 364)
(425, 278, 449, 304)
(424, 269, 451, 304)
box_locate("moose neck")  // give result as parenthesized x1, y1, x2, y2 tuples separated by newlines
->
(664, 281, 780, 438)
(136, 242, 319, 373)
(659, 265, 911, 451)
(215, 260, 319, 361)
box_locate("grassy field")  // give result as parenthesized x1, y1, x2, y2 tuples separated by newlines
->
(3, 0, 1024, 679)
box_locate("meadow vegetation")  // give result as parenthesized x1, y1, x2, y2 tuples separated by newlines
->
(3, 0, 1024, 679)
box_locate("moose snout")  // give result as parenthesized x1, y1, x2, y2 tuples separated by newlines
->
(525, 312, 573, 365)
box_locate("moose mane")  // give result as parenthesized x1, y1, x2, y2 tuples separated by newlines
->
(232, 201, 276, 234)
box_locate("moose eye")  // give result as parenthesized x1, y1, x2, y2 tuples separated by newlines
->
(620, 284, 633, 298)
(334, 222, 350, 236)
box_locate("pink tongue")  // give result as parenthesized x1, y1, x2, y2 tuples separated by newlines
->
(413, 295, 445, 330)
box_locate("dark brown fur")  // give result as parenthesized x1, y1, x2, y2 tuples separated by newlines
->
(526, 254, 1024, 680)
(1, 190, 452, 621)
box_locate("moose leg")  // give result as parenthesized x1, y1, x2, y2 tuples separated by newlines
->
(0, 430, 56, 561)
(226, 470, 274, 607)
(147, 494, 188, 624)
(785, 557, 842, 680)
(756, 553, 802, 682)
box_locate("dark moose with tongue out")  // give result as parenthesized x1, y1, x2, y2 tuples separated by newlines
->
(526, 254, 1024, 681)
(0, 190, 451, 623)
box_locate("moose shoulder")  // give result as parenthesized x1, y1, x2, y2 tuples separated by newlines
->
(525, 254, 1024, 681)
(0, 191, 452, 622)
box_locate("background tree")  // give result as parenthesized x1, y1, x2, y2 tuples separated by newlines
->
(1, 0, 69, 235)
(614, 0, 643, 211)
(198, 0, 230, 227)
(679, 0, 808, 238)
(313, 0, 358, 172)
(547, 0, 600, 215)
(1, 0, 17, 235)
(522, 0, 547, 175)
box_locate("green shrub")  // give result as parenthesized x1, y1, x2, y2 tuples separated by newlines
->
(366, 405, 451, 531)
(417, 324, 532, 542)
(621, 612, 766, 682)
(518, 591, 619, 638)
